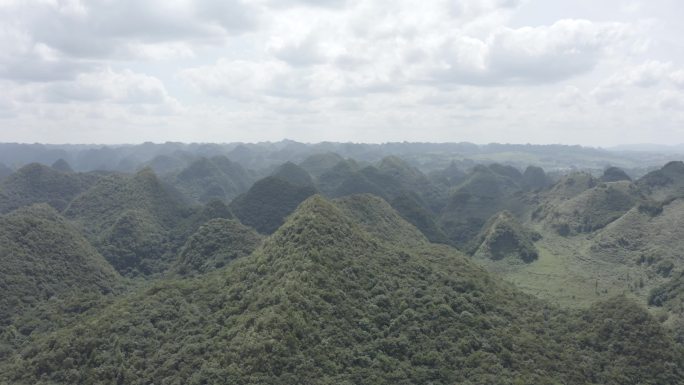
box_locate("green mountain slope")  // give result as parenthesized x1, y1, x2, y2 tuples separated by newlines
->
(601, 166, 631, 182)
(591, 197, 684, 266)
(522, 165, 552, 191)
(0, 163, 98, 213)
(428, 161, 467, 190)
(171, 156, 253, 203)
(0, 204, 120, 325)
(50, 159, 73, 173)
(439, 164, 526, 247)
(0, 162, 12, 182)
(298, 152, 344, 178)
(322, 157, 448, 243)
(470, 211, 540, 263)
(2, 196, 683, 384)
(271, 161, 314, 187)
(230, 176, 317, 234)
(174, 218, 263, 275)
(541, 181, 642, 235)
(317, 158, 361, 195)
(64, 168, 195, 276)
(637, 161, 684, 201)
(333, 193, 429, 247)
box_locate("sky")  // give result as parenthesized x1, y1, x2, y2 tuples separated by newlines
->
(0, 0, 683, 146)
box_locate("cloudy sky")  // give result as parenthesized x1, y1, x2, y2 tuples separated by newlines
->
(0, 0, 683, 145)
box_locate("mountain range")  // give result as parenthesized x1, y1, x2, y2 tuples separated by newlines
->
(0, 143, 683, 384)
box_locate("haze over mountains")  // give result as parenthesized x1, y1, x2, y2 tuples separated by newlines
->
(0, 141, 683, 384)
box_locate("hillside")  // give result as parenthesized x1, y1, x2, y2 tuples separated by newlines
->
(522, 166, 552, 191)
(540, 181, 642, 235)
(0, 204, 120, 325)
(333, 193, 429, 247)
(0, 163, 12, 182)
(298, 152, 344, 178)
(174, 218, 263, 275)
(0, 163, 98, 213)
(64, 169, 195, 276)
(601, 166, 631, 182)
(319, 157, 448, 243)
(170, 156, 254, 203)
(439, 164, 526, 247)
(50, 159, 73, 173)
(649, 270, 684, 313)
(591, 197, 684, 267)
(1, 195, 682, 384)
(230, 176, 317, 234)
(470, 211, 540, 263)
(271, 161, 315, 187)
(428, 161, 467, 190)
(637, 161, 684, 201)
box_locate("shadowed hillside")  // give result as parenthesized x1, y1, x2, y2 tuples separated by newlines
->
(637, 161, 684, 201)
(0, 163, 12, 182)
(170, 156, 254, 203)
(230, 176, 317, 234)
(470, 211, 541, 263)
(0, 204, 120, 325)
(64, 169, 199, 276)
(0, 163, 99, 213)
(439, 164, 527, 247)
(298, 152, 344, 178)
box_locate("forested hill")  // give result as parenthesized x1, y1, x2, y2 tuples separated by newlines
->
(1, 195, 682, 384)
(0, 145, 683, 384)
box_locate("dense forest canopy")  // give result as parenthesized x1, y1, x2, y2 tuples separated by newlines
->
(0, 142, 683, 384)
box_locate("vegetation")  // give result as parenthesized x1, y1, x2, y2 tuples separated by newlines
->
(522, 165, 552, 191)
(50, 159, 73, 173)
(0, 163, 99, 213)
(0, 204, 120, 325)
(601, 166, 631, 182)
(470, 211, 540, 263)
(170, 156, 254, 203)
(0, 162, 12, 182)
(230, 176, 317, 234)
(271, 161, 315, 187)
(1, 195, 682, 384)
(439, 164, 526, 247)
(174, 218, 263, 276)
(637, 161, 684, 201)
(1, 147, 684, 384)
(541, 181, 641, 235)
(64, 168, 218, 276)
(298, 152, 344, 178)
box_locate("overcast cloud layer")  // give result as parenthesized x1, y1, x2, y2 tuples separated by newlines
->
(0, 0, 683, 145)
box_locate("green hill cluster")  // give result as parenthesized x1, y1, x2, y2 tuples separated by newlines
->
(1, 149, 684, 384)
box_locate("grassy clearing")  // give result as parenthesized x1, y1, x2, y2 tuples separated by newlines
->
(476, 230, 656, 309)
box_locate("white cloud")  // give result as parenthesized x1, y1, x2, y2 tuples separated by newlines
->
(671, 70, 684, 89)
(40, 69, 176, 105)
(0, 0, 258, 82)
(0, 0, 683, 145)
(659, 90, 684, 110)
